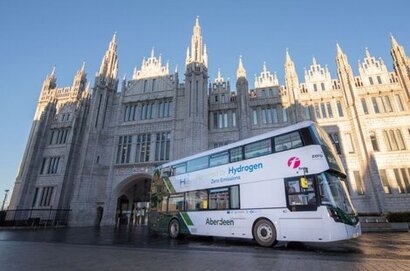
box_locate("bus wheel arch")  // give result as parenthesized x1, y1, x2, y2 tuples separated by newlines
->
(168, 218, 181, 239)
(252, 218, 277, 247)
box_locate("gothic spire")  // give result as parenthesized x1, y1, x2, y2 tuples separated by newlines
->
(237, 55, 247, 79)
(185, 17, 207, 67)
(98, 32, 119, 80)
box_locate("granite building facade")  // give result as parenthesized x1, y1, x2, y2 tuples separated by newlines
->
(8, 18, 410, 226)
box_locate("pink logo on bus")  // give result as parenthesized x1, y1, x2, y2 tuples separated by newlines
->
(287, 157, 301, 169)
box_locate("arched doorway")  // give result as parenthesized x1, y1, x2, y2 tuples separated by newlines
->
(115, 174, 151, 227)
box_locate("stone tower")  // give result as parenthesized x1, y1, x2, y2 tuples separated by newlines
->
(174, 17, 209, 158)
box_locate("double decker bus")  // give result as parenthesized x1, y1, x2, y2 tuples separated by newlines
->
(148, 121, 361, 247)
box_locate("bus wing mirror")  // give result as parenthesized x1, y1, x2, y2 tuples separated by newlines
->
(300, 177, 309, 189)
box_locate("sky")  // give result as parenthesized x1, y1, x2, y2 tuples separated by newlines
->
(0, 0, 409, 207)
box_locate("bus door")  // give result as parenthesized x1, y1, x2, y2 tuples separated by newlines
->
(279, 176, 324, 242)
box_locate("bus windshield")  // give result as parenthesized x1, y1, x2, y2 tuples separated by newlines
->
(317, 172, 356, 215)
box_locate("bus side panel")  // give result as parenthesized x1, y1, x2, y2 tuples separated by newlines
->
(240, 179, 286, 209)
(277, 206, 351, 242)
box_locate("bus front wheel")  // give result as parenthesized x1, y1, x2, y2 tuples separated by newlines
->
(253, 218, 277, 247)
(168, 219, 180, 239)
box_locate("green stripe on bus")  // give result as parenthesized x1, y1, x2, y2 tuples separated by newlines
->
(181, 212, 194, 226)
(163, 177, 176, 193)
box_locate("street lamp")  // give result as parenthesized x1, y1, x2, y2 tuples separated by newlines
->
(1, 189, 9, 211)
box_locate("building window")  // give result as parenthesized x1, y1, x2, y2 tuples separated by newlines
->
(353, 171, 365, 195)
(336, 101, 344, 117)
(143, 80, 147, 92)
(395, 94, 405, 111)
(252, 109, 258, 125)
(371, 97, 380, 113)
(326, 102, 333, 118)
(369, 131, 379, 152)
(232, 112, 236, 127)
(361, 98, 369, 114)
(328, 133, 342, 154)
(135, 133, 151, 162)
(272, 108, 278, 123)
(345, 133, 355, 154)
(377, 76, 382, 84)
(321, 82, 325, 91)
(320, 103, 327, 118)
(39, 186, 54, 207)
(314, 103, 321, 119)
(401, 168, 410, 193)
(369, 77, 374, 85)
(382, 96, 393, 112)
(379, 169, 391, 194)
(155, 132, 170, 161)
(158, 100, 172, 118)
(394, 169, 407, 194)
(282, 108, 288, 123)
(152, 78, 156, 91)
(383, 129, 406, 151)
(40, 157, 62, 175)
(116, 135, 132, 164)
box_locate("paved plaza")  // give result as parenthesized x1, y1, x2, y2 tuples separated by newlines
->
(0, 226, 409, 271)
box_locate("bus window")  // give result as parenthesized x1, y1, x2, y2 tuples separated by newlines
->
(186, 190, 208, 211)
(172, 163, 187, 176)
(285, 177, 317, 211)
(230, 146, 243, 162)
(244, 138, 272, 159)
(230, 186, 240, 209)
(209, 186, 240, 210)
(274, 131, 303, 152)
(168, 194, 185, 211)
(187, 156, 209, 172)
(210, 151, 229, 167)
(209, 188, 229, 209)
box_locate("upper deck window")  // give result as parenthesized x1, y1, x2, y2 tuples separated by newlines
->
(244, 139, 272, 159)
(274, 131, 302, 152)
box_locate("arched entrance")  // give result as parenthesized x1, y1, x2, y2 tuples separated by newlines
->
(115, 174, 151, 227)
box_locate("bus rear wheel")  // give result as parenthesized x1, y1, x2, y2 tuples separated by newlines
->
(168, 218, 180, 239)
(253, 219, 277, 247)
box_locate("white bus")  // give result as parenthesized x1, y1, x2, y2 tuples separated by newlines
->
(148, 121, 361, 247)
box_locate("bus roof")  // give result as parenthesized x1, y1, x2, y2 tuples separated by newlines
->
(158, 120, 316, 169)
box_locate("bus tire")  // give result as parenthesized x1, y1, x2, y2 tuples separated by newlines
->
(168, 218, 180, 239)
(253, 218, 277, 247)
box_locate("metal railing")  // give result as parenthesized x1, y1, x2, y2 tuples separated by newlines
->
(0, 208, 71, 227)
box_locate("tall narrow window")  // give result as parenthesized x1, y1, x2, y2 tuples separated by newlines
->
(379, 169, 391, 194)
(232, 112, 236, 127)
(394, 169, 406, 194)
(383, 96, 393, 112)
(271, 108, 278, 123)
(402, 168, 410, 192)
(345, 133, 355, 153)
(336, 101, 344, 117)
(353, 171, 365, 195)
(369, 131, 379, 152)
(361, 98, 369, 114)
(252, 109, 258, 125)
(396, 129, 406, 150)
(282, 108, 288, 122)
(314, 103, 321, 119)
(116, 135, 132, 164)
(155, 132, 170, 161)
(326, 102, 333, 118)
(395, 94, 405, 111)
(320, 103, 327, 118)
(328, 133, 342, 154)
(371, 97, 380, 113)
(135, 134, 151, 162)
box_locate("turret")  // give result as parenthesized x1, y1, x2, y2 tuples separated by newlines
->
(236, 56, 250, 139)
(390, 35, 410, 101)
